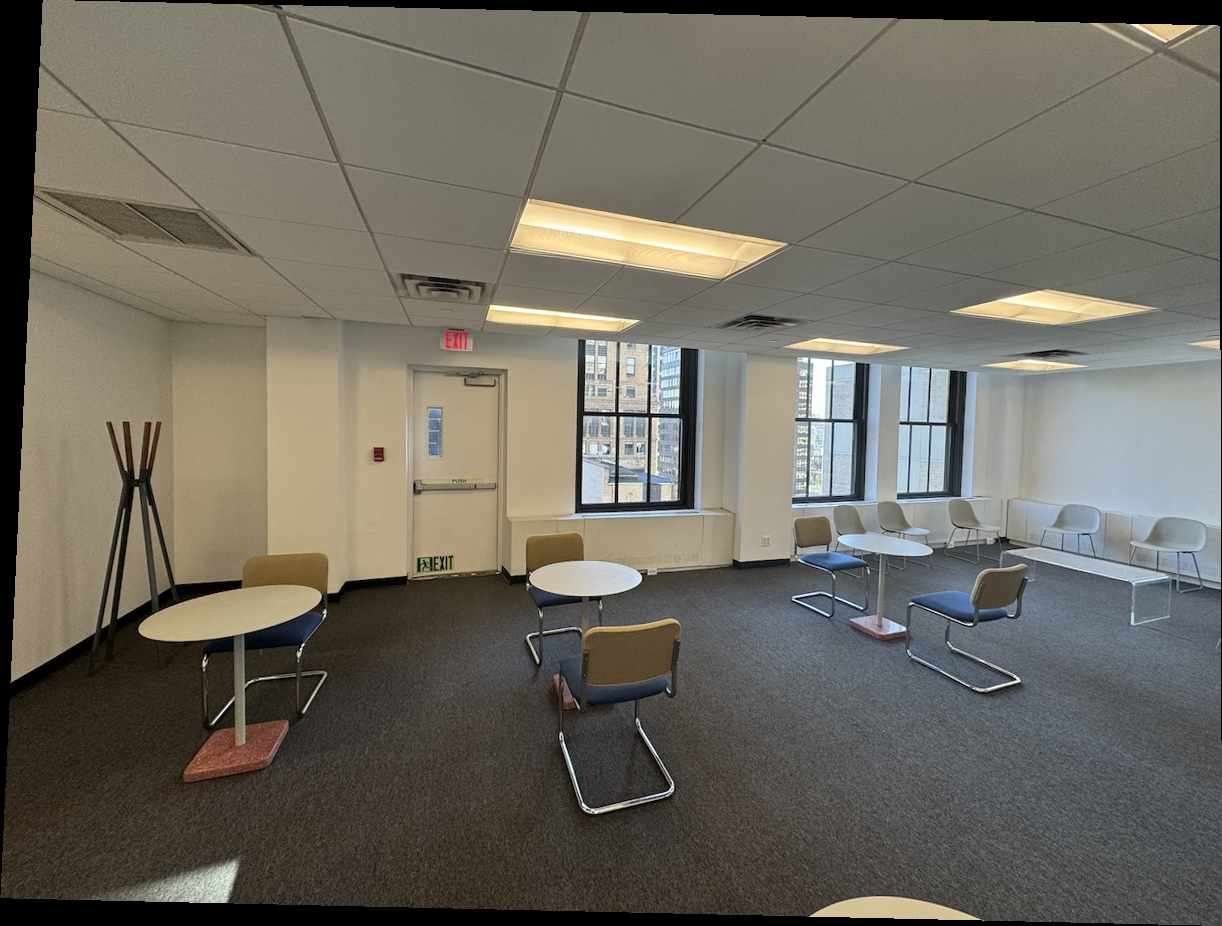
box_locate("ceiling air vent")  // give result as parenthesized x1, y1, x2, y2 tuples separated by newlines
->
(1012, 348, 1087, 359)
(35, 189, 249, 254)
(395, 273, 487, 304)
(718, 313, 805, 331)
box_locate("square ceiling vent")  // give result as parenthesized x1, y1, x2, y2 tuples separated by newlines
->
(394, 273, 487, 304)
(36, 189, 250, 253)
(718, 313, 805, 331)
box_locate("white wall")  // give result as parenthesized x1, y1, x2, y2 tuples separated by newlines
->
(170, 323, 267, 583)
(1019, 360, 1221, 523)
(15, 273, 173, 680)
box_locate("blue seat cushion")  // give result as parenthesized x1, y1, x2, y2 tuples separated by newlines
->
(202, 608, 325, 654)
(799, 551, 867, 572)
(559, 657, 669, 706)
(911, 591, 1008, 623)
(528, 585, 597, 610)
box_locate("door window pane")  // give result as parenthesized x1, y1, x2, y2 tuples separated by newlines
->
(426, 406, 443, 458)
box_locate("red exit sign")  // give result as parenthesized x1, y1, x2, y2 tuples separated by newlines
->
(441, 328, 473, 352)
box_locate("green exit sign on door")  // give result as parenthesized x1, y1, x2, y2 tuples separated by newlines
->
(417, 554, 455, 573)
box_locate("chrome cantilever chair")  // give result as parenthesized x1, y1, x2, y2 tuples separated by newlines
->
(524, 533, 601, 667)
(791, 516, 869, 620)
(877, 500, 931, 570)
(906, 564, 1028, 694)
(1129, 517, 1207, 593)
(202, 552, 329, 728)
(1040, 504, 1101, 557)
(946, 498, 1003, 565)
(557, 618, 681, 815)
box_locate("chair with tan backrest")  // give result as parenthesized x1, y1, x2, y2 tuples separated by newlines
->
(525, 533, 601, 667)
(201, 553, 329, 728)
(905, 564, 1028, 694)
(832, 504, 876, 566)
(946, 498, 1003, 565)
(1040, 504, 1101, 557)
(792, 516, 870, 621)
(557, 618, 680, 815)
(1128, 516, 1207, 593)
(877, 500, 931, 570)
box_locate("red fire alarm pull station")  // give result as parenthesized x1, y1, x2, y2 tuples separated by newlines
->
(372, 447, 385, 462)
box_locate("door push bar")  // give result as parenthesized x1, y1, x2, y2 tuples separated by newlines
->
(413, 479, 497, 494)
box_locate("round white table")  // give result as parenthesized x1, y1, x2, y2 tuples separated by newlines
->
(838, 533, 932, 641)
(811, 896, 976, 919)
(528, 561, 642, 710)
(140, 584, 321, 782)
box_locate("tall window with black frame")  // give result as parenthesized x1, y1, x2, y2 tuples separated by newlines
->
(792, 358, 869, 502)
(897, 366, 966, 498)
(577, 340, 697, 512)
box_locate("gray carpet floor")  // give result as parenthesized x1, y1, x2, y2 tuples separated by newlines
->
(3, 545, 1221, 918)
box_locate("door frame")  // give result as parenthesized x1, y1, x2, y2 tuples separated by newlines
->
(406, 365, 508, 580)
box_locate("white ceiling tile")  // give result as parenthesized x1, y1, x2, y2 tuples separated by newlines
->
(681, 147, 904, 243)
(1168, 298, 1220, 319)
(532, 96, 755, 222)
(593, 267, 713, 304)
(816, 263, 965, 302)
(802, 184, 1018, 259)
(727, 246, 882, 293)
(172, 309, 266, 327)
(35, 111, 193, 206)
(902, 211, 1112, 275)
(1137, 280, 1221, 309)
(679, 281, 795, 313)
(399, 301, 488, 324)
(987, 235, 1185, 288)
(765, 294, 878, 322)
(117, 125, 363, 228)
(40, 0, 332, 157)
(648, 305, 744, 327)
(310, 293, 407, 323)
(37, 67, 90, 115)
(1135, 209, 1220, 257)
(349, 167, 520, 248)
(290, 21, 554, 195)
(614, 322, 700, 342)
(375, 235, 503, 283)
(490, 285, 585, 312)
(284, 7, 579, 85)
(268, 260, 395, 298)
(575, 295, 671, 321)
(925, 55, 1221, 207)
(213, 213, 383, 270)
(772, 20, 1144, 178)
(1072, 256, 1220, 302)
(830, 304, 944, 328)
(568, 14, 888, 138)
(29, 255, 191, 321)
(500, 253, 619, 295)
(1172, 25, 1220, 75)
(889, 277, 1031, 312)
(125, 243, 315, 308)
(1041, 141, 1220, 232)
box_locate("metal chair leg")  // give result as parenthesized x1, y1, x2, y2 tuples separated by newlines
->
(1086, 534, 1097, 558)
(558, 699, 675, 815)
(791, 565, 869, 620)
(905, 604, 1021, 694)
(525, 605, 582, 668)
(202, 646, 328, 728)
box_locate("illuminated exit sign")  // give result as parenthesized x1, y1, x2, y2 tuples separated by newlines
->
(441, 329, 473, 352)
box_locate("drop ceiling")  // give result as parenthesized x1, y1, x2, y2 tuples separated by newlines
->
(29, 5, 1220, 372)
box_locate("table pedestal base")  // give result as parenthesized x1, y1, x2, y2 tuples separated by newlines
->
(183, 720, 288, 783)
(850, 614, 907, 641)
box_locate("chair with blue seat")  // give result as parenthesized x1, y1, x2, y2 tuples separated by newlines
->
(557, 618, 680, 815)
(201, 552, 329, 728)
(525, 533, 601, 668)
(905, 564, 1028, 694)
(791, 516, 869, 620)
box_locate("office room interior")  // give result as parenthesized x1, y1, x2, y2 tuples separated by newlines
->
(9, 6, 1222, 919)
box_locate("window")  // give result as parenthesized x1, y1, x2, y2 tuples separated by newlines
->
(577, 340, 697, 511)
(426, 406, 443, 458)
(897, 366, 966, 498)
(792, 358, 868, 502)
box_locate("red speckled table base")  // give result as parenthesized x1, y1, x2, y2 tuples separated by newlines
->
(182, 720, 289, 783)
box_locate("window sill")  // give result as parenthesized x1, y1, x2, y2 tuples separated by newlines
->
(509, 508, 731, 522)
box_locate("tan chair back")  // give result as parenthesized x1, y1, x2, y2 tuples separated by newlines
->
(794, 516, 833, 549)
(969, 564, 1027, 610)
(242, 553, 329, 598)
(526, 533, 584, 573)
(833, 505, 866, 536)
(582, 618, 680, 686)
(877, 500, 911, 533)
(948, 498, 980, 529)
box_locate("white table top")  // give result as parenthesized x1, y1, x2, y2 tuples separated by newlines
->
(529, 560, 642, 598)
(1004, 547, 1169, 585)
(839, 532, 932, 558)
(138, 585, 322, 643)
(811, 896, 976, 919)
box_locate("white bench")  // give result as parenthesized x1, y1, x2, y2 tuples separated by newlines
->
(1000, 547, 1172, 626)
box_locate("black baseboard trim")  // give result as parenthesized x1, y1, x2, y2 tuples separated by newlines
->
(501, 567, 526, 585)
(732, 557, 790, 569)
(331, 575, 408, 601)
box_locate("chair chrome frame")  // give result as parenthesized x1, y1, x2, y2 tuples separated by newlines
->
(791, 541, 870, 620)
(1040, 527, 1098, 558)
(1128, 547, 1205, 595)
(201, 612, 328, 728)
(525, 591, 601, 667)
(945, 526, 1001, 565)
(905, 579, 1027, 694)
(558, 641, 678, 816)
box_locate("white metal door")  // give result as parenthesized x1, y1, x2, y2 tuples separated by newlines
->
(411, 371, 500, 578)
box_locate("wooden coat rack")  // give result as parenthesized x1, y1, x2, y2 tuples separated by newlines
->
(89, 420, 179, 673)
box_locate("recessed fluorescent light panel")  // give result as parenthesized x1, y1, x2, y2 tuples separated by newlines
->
(486, 304, 637, 333)
(984, 359, 1086, 372)
(785, 337, 907, 355)
(1189, 338, 1220, 349)
(509, 199, 786, 280)
(1129, 23, 1197, 42)
(952, 290, 1155, 326)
